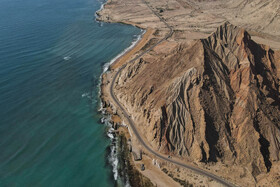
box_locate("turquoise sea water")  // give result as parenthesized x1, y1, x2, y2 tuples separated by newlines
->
(0, 0, 141, 186)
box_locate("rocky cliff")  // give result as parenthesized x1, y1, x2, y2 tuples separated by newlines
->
(113, 22, 280, 181)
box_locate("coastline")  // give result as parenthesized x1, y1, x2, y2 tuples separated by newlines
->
(99, 33, 155, 186)
(96, 0, 267, 186)
(96, 1, 217, 187)
(96, 1, 157, 186)
(96, 2, 188, 186)
(96, 0, 280, 186)
(97, 7, 204, 187)
(102, 29, 146, 73)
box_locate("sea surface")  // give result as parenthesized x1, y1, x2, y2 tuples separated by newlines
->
(0, 0, 141, 186)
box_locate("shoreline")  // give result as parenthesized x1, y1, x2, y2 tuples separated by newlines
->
(99, 29, 155, 186)
(96, 1, 214, 187)
(95, 1, 151, 72)
(97, 10, 200, 187)
(96, 1, 157, 186)
(96, 0, 280, 186)
(102, 29, 146, 73)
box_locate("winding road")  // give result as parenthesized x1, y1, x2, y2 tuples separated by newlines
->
(108, 1, 237, 186)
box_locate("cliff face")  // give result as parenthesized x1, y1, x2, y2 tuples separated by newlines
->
(114, 22, 280, 177)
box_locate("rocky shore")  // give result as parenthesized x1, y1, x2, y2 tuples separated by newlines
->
(102, 110, 154, 186)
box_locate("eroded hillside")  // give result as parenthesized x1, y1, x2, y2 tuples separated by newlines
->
(99, 0, 280, 186)
(111, 22, 280, 186)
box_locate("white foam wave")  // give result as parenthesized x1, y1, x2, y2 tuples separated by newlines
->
(81, 92, 97, 105)
(103, 116, 119, 181)
(98, 3, 104, 12)
(63, 56, 71, 61)
(81, 92, 89, 98)
(96, 14, 145, 185)
(95, 0, 105, 21)
(107, 128, 115, 139)
(107, 133, 114, 140)
(102, 29, 145, 73)
(109, 145, 119, 180)
(97, 29, 145, 114)
(81, 92, 92, 99)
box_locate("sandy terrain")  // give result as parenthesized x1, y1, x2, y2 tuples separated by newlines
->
(98, 0, 280, 49)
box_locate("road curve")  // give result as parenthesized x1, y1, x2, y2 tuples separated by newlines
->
(108, 1, 237, 186)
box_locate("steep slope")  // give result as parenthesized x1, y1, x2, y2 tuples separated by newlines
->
(113, 22, 280, 184)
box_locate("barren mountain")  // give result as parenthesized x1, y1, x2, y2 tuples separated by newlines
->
(99, 0, 280, 186)
(111, 22, 280, 185)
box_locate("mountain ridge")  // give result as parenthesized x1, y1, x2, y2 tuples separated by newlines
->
(111, 21, 280, 185)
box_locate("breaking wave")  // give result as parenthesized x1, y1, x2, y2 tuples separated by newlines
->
(102, 29, 145, 73)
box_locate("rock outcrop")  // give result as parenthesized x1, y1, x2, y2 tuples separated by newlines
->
(114, 22, 280, 181)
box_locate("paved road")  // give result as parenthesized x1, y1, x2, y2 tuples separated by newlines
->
(108, 1, 237, 186)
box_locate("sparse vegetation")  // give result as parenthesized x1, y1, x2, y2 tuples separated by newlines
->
(118, 134, 154, 187)
(140, 38, 158, 51)
(162, 168, 194, 187)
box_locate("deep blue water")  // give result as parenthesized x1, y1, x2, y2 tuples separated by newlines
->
(0, 0, 141, 186)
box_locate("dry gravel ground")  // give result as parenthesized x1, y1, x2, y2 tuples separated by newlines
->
(98, 0, 280, 49)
